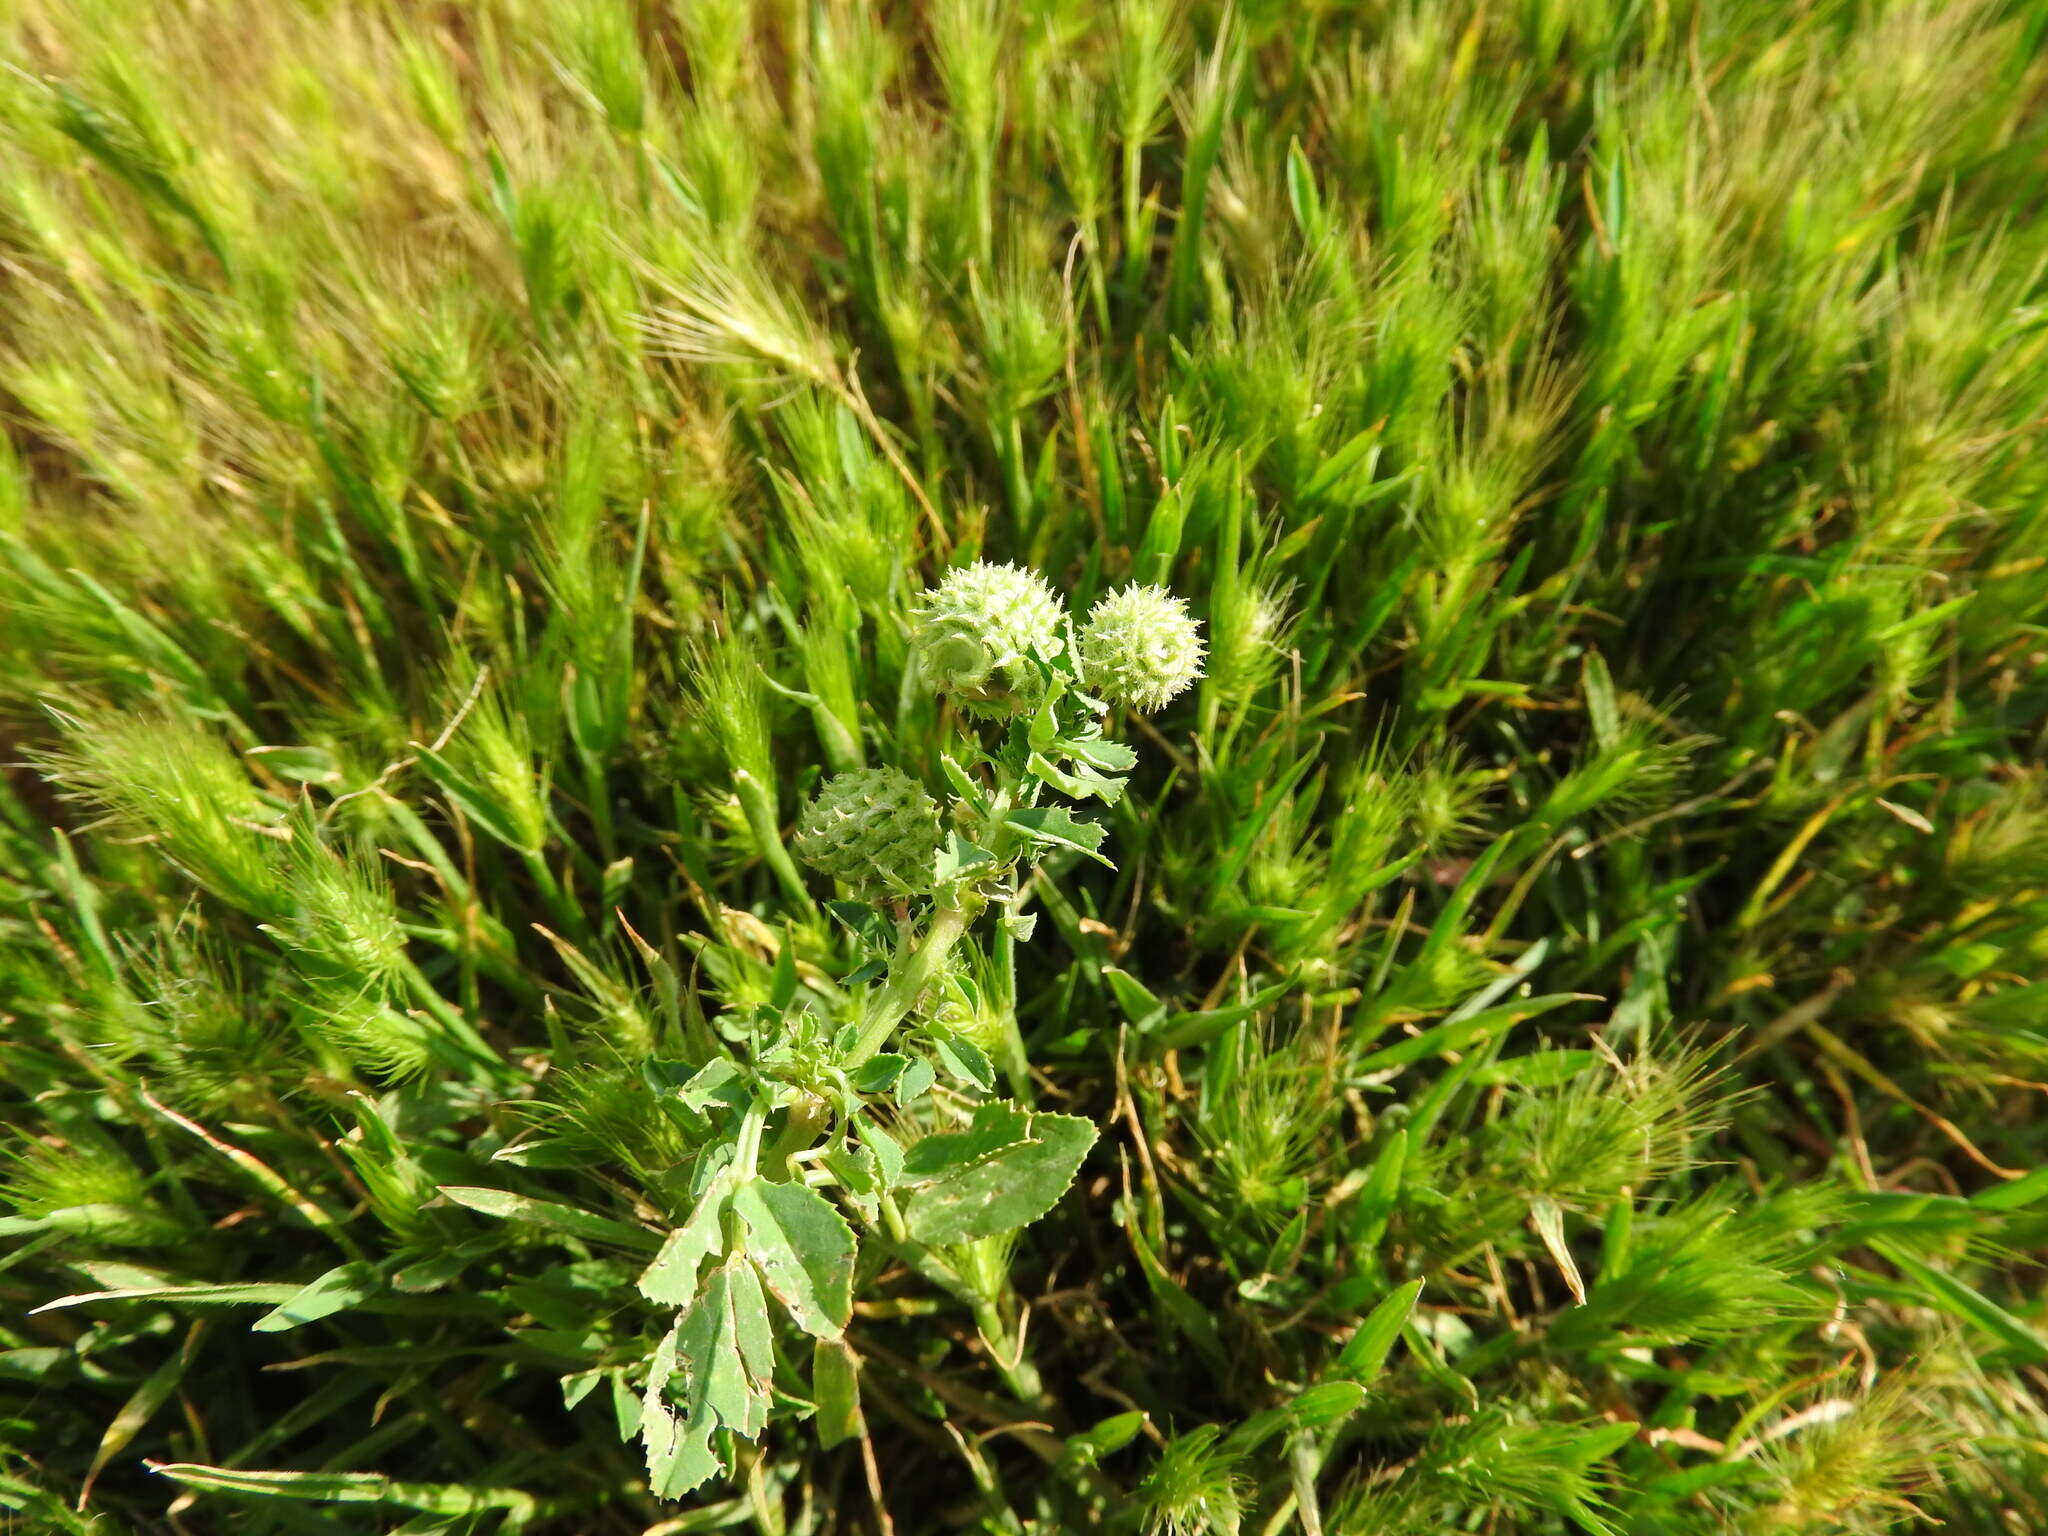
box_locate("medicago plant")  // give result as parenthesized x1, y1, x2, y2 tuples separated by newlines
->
(623, 566, 1202, 1495)
(6, 0, 2048, 1533)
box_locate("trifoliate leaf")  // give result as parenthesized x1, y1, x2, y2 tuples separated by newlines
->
(644, 1254, 782, 1496)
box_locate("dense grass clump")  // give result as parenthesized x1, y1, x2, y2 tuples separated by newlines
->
(5, 0, 2048, 1531)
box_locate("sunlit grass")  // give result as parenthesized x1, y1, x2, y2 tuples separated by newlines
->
(4, 0, 2048, 1531)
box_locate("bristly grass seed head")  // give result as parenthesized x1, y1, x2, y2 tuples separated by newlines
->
(37, 704, 286, 918)
(1140, 1425, 1248, 1536)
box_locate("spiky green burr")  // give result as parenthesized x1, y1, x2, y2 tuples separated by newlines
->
(793, 766, 944, 898)
(1078, 583, 1205, 712)
(910, 561, 1067, 718)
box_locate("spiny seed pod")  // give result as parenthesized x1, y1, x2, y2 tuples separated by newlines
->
(1078, 584, 1205, 712)
(793, 767, 944, 899)
(911, 561, 1066, 718)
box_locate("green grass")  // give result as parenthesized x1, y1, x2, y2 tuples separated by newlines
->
(4, 0, 2048, 1531)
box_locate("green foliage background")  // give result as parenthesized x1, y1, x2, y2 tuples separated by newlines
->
(4, 0, 2048, 1531)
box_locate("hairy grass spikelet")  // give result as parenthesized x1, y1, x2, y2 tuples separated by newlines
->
(911, 561, 1066, 718)
(1139, 1425, 1247, 1536)
(1079, 583, 1205, 712)
(794, 766, 944, 898)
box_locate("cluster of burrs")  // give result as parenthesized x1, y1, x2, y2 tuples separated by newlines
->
(793, 562, 1203, 895)
(908, 561, 1205, 719)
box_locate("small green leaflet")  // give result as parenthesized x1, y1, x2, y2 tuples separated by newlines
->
(821, 1138, 887, 1217)
(901, 1104, 1097, 1245)
(637, 1173, 731, 1306)
(1002, 807, 1113, 867)
(731, 1178, 856, 1339)
(850, 1053, 908, 1093)
(677, 1058, 746, 1113)
(937, 750, 985, 808)
(1061, 736, 1138, 774)
(934, 832, 997, 885)
(902, 1101, 1033, 1176)
(896, 1056, 937, 1105)
(1026, 750, 1126, 805)
(861, 1116, 905, 1188)
(928, 1030, 996, 1091)
(642, 1259, 776, 1498)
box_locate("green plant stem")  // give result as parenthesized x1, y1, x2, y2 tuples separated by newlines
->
(578, 748, 615, 863)
(401, 959, 509, 1080)
(734, 768, 815, 912)
(873, 1204, 1048, 1410)
(991, 909, 1036, 1105)
(519, 847, 587, 942)
(971, 1294, 1046, 1406)
(764, 1093, 829, 1182)
(1120, 130, 1147, 293)
(847, 905, 976, 1068)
